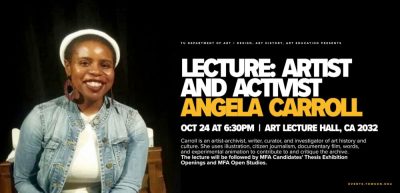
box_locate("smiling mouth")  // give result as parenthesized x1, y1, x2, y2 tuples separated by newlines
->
(84, 81, 104, 91)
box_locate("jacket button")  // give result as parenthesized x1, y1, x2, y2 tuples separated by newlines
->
(102, 138, 109, 144)
(106, 162, 113, 169)
(93, 117, 100, 125)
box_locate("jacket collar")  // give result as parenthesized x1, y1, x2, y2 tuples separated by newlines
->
(66, 97, 112, 131)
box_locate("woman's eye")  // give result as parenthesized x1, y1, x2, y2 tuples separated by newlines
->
(101, 62, 112, 69)
(79, 60, 90, 66)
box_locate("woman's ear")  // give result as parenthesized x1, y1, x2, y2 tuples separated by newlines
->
(64, 59, 71, 77)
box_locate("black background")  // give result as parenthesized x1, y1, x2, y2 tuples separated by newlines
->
(1, 2, 396, 193)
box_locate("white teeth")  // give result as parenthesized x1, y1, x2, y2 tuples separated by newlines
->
(86, 81, 102, 87)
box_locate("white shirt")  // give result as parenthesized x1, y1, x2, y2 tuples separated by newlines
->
(62, 113, 101, 193)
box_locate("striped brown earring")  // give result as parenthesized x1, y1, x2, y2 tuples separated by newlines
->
(64, 76, 74, 101)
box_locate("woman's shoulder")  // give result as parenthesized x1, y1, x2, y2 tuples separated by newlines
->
(111, 99, 147, 123)
(23, 96, 68, 125)
(111, 99, 147, 133)
(112, 99, 140, 115)
(34, 96, 67, 112)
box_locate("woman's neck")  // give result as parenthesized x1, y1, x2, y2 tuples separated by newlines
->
(78, 99, 103, 116)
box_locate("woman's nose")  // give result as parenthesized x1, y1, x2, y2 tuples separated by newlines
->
(88, 63, 102, 75)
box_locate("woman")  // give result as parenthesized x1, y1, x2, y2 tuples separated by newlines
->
(14, 29, 149, 193)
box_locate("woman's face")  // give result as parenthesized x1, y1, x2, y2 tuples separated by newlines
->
(65, 40, 115, 103)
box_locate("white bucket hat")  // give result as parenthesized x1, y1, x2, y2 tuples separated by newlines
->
(59, 29, 120, 67)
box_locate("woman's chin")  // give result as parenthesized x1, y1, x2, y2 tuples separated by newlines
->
(81, 93, 105, 103)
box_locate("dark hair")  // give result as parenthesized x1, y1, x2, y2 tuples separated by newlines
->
(64, 34, 116, 64)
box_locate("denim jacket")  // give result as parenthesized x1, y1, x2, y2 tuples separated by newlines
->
(14, 96, 149, 193)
